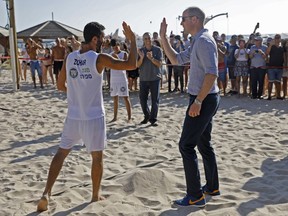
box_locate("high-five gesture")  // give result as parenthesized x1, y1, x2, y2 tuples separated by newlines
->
(159, 18, 168, 39)
(122, 22, 135, 42)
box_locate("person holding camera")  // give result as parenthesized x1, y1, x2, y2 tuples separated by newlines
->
(249, 35, 267, 99)
(234, 39, 250, 96)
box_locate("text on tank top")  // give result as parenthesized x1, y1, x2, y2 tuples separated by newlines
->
(66, 50, 105, 120)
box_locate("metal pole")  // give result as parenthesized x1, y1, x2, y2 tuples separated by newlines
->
(8, 0, 20, 90)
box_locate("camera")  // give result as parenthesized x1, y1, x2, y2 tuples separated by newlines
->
(255, 50, 259, 53)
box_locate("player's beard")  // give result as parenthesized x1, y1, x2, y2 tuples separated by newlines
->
(96, 40, 102, 53)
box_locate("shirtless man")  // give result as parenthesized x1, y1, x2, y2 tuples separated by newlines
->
(26, 38, 44, 88)
(36, 21, 137, 212)
(216, 36, 227, 95)
(51, 38, 66, 82)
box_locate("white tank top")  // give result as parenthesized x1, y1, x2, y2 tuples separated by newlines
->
(110, 51, 127, 83)
(66, 50, 104, 120)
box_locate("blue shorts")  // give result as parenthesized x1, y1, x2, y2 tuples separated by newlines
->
(30, 60, 42, 77)
(267, 68, 283, 82)
(218, 70, 227, 82)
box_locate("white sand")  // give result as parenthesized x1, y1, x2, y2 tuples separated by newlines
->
(1, 69, 288, 216)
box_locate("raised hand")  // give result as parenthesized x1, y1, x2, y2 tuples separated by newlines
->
(146, 51, 153, 60)
(122, 22, 136, 42)
(138, 49, 145, 59)
(159, 18, 168, 39)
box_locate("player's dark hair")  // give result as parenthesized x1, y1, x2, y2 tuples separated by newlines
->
(83, 22, 105, 43)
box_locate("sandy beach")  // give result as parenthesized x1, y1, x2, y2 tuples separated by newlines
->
(1, 69, 288, 216)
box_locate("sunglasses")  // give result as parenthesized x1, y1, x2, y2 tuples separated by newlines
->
(178, 15, 196, 22)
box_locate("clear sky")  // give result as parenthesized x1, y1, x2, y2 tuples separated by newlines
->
(0, 0, 287, 38)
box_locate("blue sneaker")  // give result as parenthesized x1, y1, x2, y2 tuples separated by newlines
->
(202, 185, 220, 196)
(173, 194, 206, 207)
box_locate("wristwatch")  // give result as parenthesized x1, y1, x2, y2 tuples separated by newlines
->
(194, 98, 202, 105)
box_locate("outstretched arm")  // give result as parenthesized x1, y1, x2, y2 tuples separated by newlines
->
(159, 18, 178, 65)
(57, 58, 67, 92)
(96, 22, 137, 73)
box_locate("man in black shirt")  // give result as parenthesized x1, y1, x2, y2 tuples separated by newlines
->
(266, 34, 285, 100)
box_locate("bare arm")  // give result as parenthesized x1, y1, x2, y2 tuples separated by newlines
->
(159, 18, 178, 65)
(150, 57, 162, 68)
(266, 40, 275, 55)
(137, 49, 144, 67)
(51, 48, 55, 62)
(217, 43, 226, 56)
(146, 50, 162, 68)
(234, 49, 240, 59)
(57, 58, 67, 92)
(96, 22, 137, 73)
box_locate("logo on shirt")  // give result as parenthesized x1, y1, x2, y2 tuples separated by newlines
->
(74, 59, 86, 66)
(120, 87, 126, 92)
(69, 68, 78, 78)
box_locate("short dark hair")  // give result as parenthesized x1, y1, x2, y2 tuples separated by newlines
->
(110, 38, 120, 47)
(83, 22, 105, 43)
(185, 7, 206, 23)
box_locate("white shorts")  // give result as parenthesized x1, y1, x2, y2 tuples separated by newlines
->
(60, 117, 107, 152)
(110, 82, 129, 97)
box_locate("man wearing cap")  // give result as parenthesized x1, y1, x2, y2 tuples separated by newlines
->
(249, 34, 267, 99)
(266, 34, 285, 100)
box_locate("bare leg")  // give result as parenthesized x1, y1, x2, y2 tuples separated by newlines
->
(42, 66, 48, 85)
(268, 82, 273, 98)
(32, 76, 36, 88)
(23, 64, 27, 81)
(18, 60, 24, 80)
(217, 78, 222, 93)
(37, 148, 71, 212)
(231, 79, 236, 92)
(263, 74, 268, 96)
(243, 76, 248, 95)
(110, 96, 118, 122)
(282, 77, 287, 98)
(91, 151, 105, 202)
(55, 73, 59, 84)
(235, 76, 241, 95)
(184, 67, 188, 90)
(222, 80, 227, 95)
(48, 66, 54, 85)
(275, 82, 281, 98)
(39, 75, 44, 88)
(128, 77, 133, 91)
(123, 96, 132, 122)
(134, 78, 138, 90)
